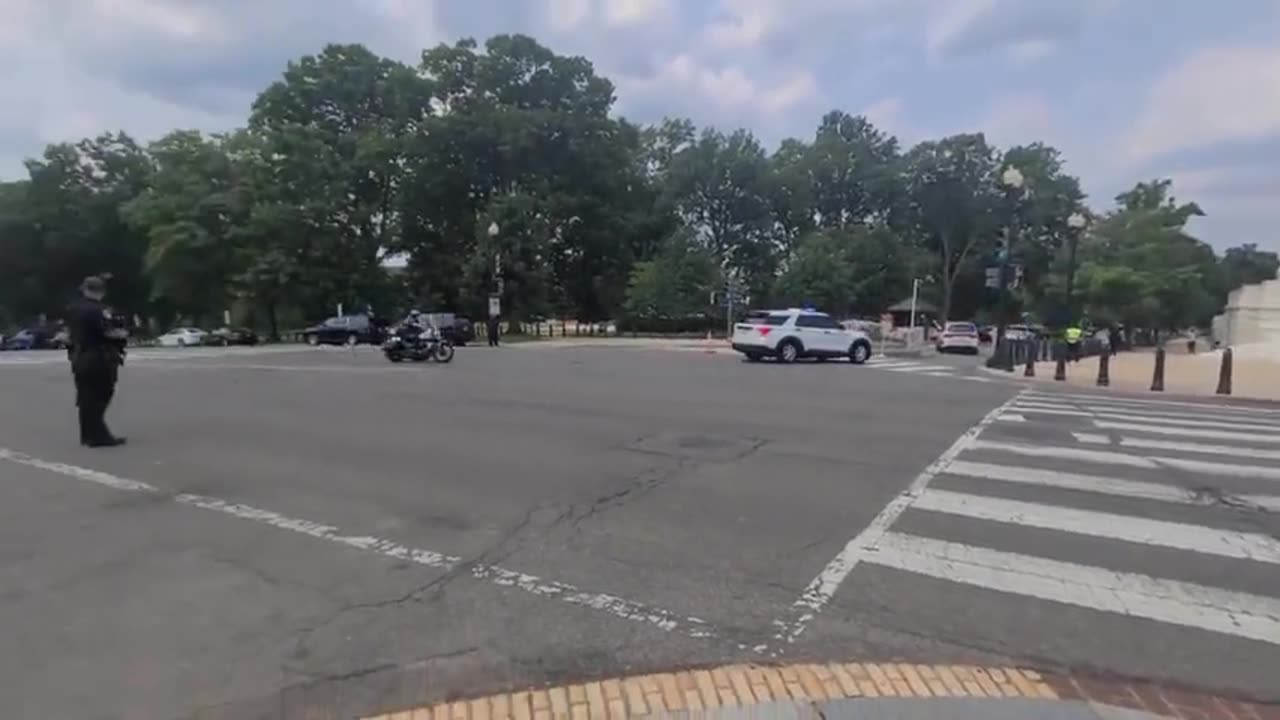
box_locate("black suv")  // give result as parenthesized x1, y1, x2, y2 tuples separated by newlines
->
(302, 314, 386, 346)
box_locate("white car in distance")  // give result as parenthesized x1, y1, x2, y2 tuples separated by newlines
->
(157, 327, 207, 347)
(936, 321, 981, 354)
(731, 309, 873, 364)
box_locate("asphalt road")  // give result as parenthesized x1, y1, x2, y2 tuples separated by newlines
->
(0, 343, 1276, 719)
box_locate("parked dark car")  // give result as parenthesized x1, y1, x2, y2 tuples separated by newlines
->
(1, 327, 64, 350)
(429, 313, 474, 346)
(302, 314, 386, 346)
(205, 326, 259, 346)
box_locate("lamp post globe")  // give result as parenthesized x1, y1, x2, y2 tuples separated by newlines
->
(1001, 166, 1024, 189)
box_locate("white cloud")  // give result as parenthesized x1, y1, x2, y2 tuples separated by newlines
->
(546, 0, 592, 31)
(977, 94, 1056, 148)
(622, 54, 819, 116)
(88, 0, 227, 41)
(1007, 38, 1056, 63)
(602, 0, 671, 27)
(1127, 45, 1280, 163)
(924, 0, 998, 57)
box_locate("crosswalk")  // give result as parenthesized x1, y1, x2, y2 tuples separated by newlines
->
(863, 389, 1280, 646)
(864, 356, 997, 382)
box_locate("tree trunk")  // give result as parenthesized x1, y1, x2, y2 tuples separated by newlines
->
(940, 263, 954, 323)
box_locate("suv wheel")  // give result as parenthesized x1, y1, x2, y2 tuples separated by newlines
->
(849, 341, 871, 364)
(777, 339, 800, 364)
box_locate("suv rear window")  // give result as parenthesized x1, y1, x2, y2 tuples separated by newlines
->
(762, 315, 788, 326)
(945, 322, 977, 333)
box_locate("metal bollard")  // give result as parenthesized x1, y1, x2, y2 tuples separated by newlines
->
(1151, 347, 1166, 392)
(1097, 351, 1110, 387)
(1024, 341, 1036, 377)
(1054, 343, 1067, 381)
(1216, 347, 1233, 395)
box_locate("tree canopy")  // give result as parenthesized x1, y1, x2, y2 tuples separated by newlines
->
(0, 34, 1268, 337)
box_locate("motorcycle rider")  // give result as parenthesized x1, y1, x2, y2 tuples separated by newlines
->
(401, 309, 436, 345)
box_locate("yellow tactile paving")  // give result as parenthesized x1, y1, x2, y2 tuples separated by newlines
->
(362, 663, 1060, 720)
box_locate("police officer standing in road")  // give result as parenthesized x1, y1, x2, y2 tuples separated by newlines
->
(67, 276, 128, 447)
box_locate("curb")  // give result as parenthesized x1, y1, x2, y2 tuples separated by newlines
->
(360, 663, 1279, 720)
(360, 663, 1058, 720)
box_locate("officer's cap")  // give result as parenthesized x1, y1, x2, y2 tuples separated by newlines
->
(80, 275, 107, 293)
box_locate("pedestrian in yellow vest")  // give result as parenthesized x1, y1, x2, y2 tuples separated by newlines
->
(1065, 325, 1083, 362)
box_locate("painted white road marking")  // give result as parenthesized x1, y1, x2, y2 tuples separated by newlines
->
(1089, 412, 1280, 432)
(1083, 404, 1280, 424)
(998, 413, 1027, 423)
(970, 439, 1158, 468)
(971, 439, 1280, 479)
(1093, 420, 1280, 444)
(1014, 407, 1092, 418)
(770, 391, 1029, 645)
(0, 446, 717, 640)
(884, 365, 953, 373)
(926, 371, 955, 377)
(1118, 437, 1280, 462)
(863, 532, 1280, 645)
(913, 488, 1280, 564)
(1072, 432, 1111, 444)
(944, 460, 1280, 512)
(1024, 392, 1280, 416)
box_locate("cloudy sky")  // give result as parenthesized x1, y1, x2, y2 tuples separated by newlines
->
(3, 0, 1279, 251)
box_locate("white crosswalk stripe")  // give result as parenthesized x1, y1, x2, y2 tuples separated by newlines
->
(850, 390, 1280, 646)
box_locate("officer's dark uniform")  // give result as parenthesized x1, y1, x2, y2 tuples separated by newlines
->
(67, 277, 126, 447)
(487, 316, 500, 347)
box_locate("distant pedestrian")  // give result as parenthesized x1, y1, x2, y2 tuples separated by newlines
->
(67, 276, 128, 447)
(1108, 326, 1120, 356)
(487, 315, 500, 347)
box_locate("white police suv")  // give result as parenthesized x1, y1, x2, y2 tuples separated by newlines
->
(730, 308, 873, 364)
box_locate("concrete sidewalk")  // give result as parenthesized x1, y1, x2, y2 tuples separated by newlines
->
(361, 663, 1277, 720)
(1027, 350, 1280, 401)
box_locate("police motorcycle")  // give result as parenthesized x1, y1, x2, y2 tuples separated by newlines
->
(383, 318, 455, 364)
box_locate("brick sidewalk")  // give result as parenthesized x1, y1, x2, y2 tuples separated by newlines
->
(359, 663, 1278, 720)
(1046, 671, 1279, 720)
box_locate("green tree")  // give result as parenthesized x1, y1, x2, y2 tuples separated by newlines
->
(773, 232, 858, 314)
(1218, 243, 1279, 297)
(406, 35, 642, 320)
(15, 133, 153, 321)
(623, 230, 718, 319)
(663, 128, 778, 298)
(902, 134, 999, 322)
(248, 43, 432, 317)
(122, 130, 247, 325)
(1078, 179, 1216, 333)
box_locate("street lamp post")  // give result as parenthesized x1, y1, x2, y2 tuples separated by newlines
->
(1065, 212, 1087, 318)
(991, 166, 1024, 371)
(488, 221, 502, 322)
(488, 221, 502, 296)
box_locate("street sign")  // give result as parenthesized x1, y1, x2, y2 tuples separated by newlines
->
(488, 294, 501, 318)
(880, 313, 894, 330)
(985, 266, 1001, 289)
